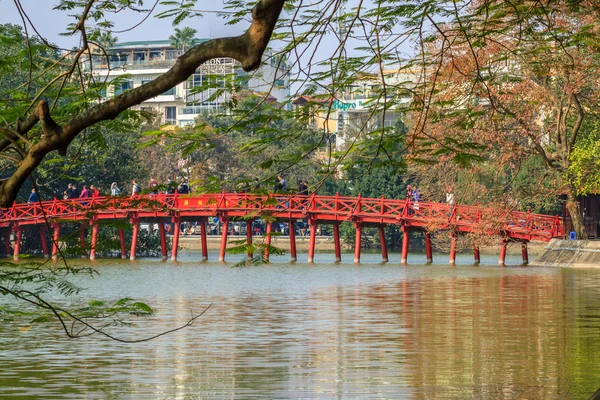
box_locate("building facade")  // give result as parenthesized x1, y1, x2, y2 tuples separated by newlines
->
(90, 40, 290, 127)
(291, 69, 416, 150)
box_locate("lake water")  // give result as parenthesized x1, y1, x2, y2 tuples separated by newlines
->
(2, 250, 600, 399)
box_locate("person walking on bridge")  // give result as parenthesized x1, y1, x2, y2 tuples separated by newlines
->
(110, 182, 120, 196)
(69, 184, 79, 199)
(131, 180, 141, 197)
(178, 178, 189, 194)
(65, 183, 73, 199)
(445, 187, 455, 206)
(27, 188, 38, 203)
(90, 185, 100, 198)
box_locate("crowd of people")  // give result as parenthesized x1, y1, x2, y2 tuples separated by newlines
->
(54, 176, 191, 201)
(27, 175, 456, 207)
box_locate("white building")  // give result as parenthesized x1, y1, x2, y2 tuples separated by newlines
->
(89, 40, 290, 127)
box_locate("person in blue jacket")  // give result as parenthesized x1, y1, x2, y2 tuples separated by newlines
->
(27, 188, 39, 203)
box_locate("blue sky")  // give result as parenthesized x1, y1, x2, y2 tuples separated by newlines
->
(0, 0, 244, 47)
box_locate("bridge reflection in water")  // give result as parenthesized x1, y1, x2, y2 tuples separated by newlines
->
(0, 192, 563, 265)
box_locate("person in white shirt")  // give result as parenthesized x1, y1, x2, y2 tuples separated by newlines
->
(445, 187, 455, 206)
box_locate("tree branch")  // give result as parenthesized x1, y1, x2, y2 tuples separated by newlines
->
(0, 0, 287, 206)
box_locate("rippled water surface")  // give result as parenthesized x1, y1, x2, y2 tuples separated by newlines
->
(2, 250, 600, 399)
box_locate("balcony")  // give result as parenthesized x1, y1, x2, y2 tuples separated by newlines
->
(92, 58, 178, 71)
(180, 106, 200, 115)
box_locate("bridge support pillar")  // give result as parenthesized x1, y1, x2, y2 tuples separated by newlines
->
(308, 220, 317, 263)
(3, 230, 11, 257)
(12, 226, 22, 261)
(158, 222, 167, 260)
(130, 219, 140, 261)
(401, 225, 410, 265)
(51, 223, 60, 261)
(333, 223, 342, 262)
(171, 218, 180, 261)
(473, 245, 480, 265)
(449, 234, 457, 265)
(264, 222, 273, 262)
(200, 218, 208, 261)
(246, 220, 253, 262)
(425, 232, 433, 264)
(118, 228, 127, 259)
(354, 222, 362, 264)
(379, 225, 388, 263)
(499, 240, 508, 266)
(289, 219, 297, 262)
(79, 224, 87, 258)
(522, 242, 529, 266)
(39, 227, 49, 258)
(219, 218, 229, 262)
(90, 221, 99, 260)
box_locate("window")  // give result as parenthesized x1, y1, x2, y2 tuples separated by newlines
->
(114, 80, 133, 95)
(162, 87, 176, 96)
(165, 107, 177, 125)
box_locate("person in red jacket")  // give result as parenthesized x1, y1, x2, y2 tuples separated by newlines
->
(90, 185, 100, 198)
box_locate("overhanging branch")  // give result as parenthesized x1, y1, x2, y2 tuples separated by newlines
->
(0, 0, 287, 206)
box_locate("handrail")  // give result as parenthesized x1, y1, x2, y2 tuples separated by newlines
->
(0, 192, 563, 242)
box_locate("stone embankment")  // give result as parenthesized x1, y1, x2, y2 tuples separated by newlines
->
(531, 239, 600, 268)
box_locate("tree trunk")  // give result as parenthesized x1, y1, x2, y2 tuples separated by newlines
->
(566, 185, 588, 240)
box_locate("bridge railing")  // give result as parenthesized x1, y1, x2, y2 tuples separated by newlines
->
(0, 192, 563, 241)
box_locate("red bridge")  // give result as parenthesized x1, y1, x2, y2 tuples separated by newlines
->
(0, 192, 563, 265)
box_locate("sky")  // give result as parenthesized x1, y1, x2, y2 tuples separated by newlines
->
(0, 0, 246, 48)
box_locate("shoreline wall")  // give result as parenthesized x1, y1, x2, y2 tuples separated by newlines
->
(531, 239, 600, 268)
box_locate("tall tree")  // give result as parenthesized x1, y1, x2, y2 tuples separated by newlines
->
(95, 31, 118, 52)
(169, 27, 197, 52)
(407, 0, 600, 239)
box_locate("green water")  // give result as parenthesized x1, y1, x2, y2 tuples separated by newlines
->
(1, 250, 600, 399)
